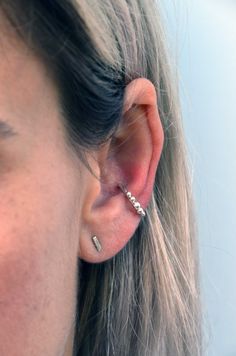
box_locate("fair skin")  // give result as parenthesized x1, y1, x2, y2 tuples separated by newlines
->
(0, 16, 164, 356)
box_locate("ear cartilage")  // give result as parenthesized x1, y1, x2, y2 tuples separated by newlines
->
(91, 235, 102, 252)
(119, 184, 146, 217)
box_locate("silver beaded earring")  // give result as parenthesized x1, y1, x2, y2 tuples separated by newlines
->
(91, 235, 102, 252)
(119, 184, 146, 217)
(91, 185, 146, 252)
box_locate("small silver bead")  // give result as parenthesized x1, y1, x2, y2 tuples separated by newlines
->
(130, 196, 136, 203)
(137, 208, 145, 216)
(126, 192, 132, 198)
(133, 202, 141, 209)
(141, 210, 146, 217)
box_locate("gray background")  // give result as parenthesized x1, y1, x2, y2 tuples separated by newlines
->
(163, 1, 236, 355)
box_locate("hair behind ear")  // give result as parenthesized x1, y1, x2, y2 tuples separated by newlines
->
(75, 182, 202, 355)
(1, 1, 203, 355)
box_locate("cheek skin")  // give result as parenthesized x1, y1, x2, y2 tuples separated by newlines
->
(0, 19, 83, 354)
(0, 153, 80, 355)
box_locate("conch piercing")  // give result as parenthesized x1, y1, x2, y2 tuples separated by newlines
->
(91, 185, 146, 253)
(118, 184, 146, 217)
(91, 235, 102, 252)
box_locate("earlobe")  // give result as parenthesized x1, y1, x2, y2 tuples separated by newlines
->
(78, 78, 164, 264)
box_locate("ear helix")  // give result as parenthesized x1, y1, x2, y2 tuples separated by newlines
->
(91, 184, 146, 252)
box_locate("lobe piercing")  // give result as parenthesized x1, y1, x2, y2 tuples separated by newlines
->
(91, 235, 102, 252)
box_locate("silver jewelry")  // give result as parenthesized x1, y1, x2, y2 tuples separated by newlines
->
(119, 184, 146, 217)
(91, 235, 102, 252)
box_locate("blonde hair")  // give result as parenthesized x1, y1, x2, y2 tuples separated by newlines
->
(1, 1, 203, 354)
(74, 1, 203, 355)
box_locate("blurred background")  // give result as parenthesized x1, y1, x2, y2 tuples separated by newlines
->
(163, 1, 236, 355)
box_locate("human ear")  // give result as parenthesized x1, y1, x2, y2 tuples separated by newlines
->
(78, 78, 164, 263)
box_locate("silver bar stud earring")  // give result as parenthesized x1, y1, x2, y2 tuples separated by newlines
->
(119, 184, 146, 217)
(91, 235, 102, 252)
